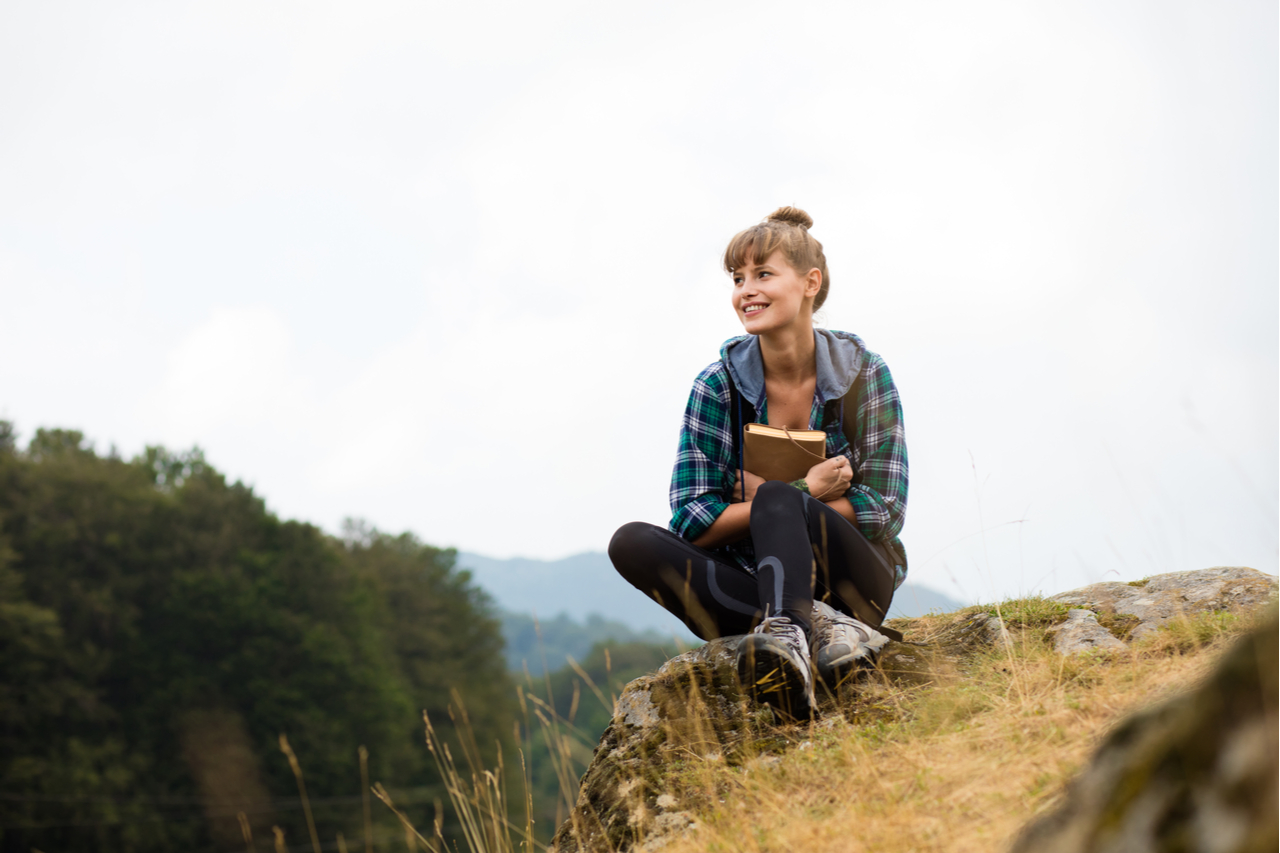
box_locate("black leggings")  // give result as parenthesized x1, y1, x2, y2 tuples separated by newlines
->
(609, 480, 896, 641)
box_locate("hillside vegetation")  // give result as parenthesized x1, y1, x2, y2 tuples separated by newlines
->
(0, 424, 518, 852)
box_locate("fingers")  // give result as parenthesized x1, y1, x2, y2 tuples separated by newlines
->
(828, 455, 853, 489)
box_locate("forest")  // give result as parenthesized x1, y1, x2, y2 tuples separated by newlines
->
(0, 423, 669, 852)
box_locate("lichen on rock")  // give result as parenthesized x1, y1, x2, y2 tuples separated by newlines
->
(1048, 608, 1128, 655)
(1050, 566, 1277, 641)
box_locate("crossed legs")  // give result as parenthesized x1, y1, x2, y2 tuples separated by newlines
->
(608, 481, 896, 641)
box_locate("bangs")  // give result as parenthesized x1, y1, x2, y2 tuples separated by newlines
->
(723, 225, 788, 274)
(722, 205, 831, 309)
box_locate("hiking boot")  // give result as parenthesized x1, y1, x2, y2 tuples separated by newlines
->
(811, 600, 890, 689)
(736, 615, 816, 721)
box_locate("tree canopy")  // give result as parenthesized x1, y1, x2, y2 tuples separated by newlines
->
(0, 425, 515, 853)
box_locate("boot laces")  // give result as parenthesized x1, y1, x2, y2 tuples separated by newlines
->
(755, 615, 809, 660)
(813, 600, 888, 658)
(817, 608, 869, 647)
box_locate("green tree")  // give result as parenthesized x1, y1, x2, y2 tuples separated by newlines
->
(0, 424, 516, 853)
(342, 524, 516, 783)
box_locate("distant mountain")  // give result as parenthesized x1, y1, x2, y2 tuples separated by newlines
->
(497, 610, 695, 676)
(886, 582, 967, 619)
(457, 550, 967, 635)
(456, 550, 693, 636)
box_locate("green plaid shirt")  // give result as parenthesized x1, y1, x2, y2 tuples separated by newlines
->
(668, 334, 908, 584)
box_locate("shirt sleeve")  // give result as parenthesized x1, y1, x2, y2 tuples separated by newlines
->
(845, 353, 909, 542)
(668, 365, 736, 542)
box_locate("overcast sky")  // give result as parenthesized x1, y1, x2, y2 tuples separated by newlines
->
(1, 0, 1275, 604)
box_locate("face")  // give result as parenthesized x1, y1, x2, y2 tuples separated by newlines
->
(731, 249, 822, 335)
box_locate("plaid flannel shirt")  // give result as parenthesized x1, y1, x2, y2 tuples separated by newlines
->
(668, 333, 908, 585)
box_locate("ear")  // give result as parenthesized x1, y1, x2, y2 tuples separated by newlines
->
(804, 268, 822, 299)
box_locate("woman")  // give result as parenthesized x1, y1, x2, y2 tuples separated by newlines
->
(609, 206, 908, 721)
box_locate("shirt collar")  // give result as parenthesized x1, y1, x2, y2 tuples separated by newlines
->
(721, 329, 866, 411)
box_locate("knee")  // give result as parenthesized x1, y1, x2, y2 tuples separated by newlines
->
(608, 521, 658, 579)
(751, 479, 803, 523)
(756, 479, 795, 502)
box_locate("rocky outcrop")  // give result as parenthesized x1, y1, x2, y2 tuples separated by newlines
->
(1050, 566, 1276, 642)
(550, 567, 1277, 852)
(548, 637, 749, 853)
(1009, 612, 1278, 853)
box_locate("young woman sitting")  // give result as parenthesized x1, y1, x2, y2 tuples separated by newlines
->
(608, 206, 909, 720)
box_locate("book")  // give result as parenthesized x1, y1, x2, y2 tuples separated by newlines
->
(742, 423, 827, 482)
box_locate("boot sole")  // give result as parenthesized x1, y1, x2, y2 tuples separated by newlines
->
(737, 634, 813, 721)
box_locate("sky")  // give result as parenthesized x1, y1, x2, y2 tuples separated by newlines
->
(1, 0, 1275, 605)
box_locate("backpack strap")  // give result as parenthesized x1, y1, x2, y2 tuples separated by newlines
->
(726, 375, 757, 503)
(839, 363, 867, 485)
(842, 364, 911, 583)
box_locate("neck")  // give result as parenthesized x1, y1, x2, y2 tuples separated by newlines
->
(758, 321, 817, 383)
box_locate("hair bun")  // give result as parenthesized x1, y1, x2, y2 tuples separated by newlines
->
(765, 206, 813, 230)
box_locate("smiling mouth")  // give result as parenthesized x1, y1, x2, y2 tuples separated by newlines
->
(743, 304, 768, 315)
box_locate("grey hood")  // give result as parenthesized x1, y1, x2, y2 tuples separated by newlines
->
(719, 328, 868, 412)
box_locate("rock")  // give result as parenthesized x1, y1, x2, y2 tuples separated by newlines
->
(1047, 608, 1127, 655)
(985, 612, 1014, 648)
(1050, 566, 1276, 641)
(548, 631, 949, 852)
(881, 608, 1003, 664)
(549, 637, 761, 853)
(1008, 612, 1279, 853)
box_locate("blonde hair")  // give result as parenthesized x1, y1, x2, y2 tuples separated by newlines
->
(723, 206, 831, 310)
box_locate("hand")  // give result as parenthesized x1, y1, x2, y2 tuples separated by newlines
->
(805, 455, 853, 501)
(727, 468, 766, 503)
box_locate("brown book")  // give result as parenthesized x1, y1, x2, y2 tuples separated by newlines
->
(742, 423, 827, 482)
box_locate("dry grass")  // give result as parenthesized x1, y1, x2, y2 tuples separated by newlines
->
(654, 605, 1270, 853)
(391, 601, 1272, 853)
